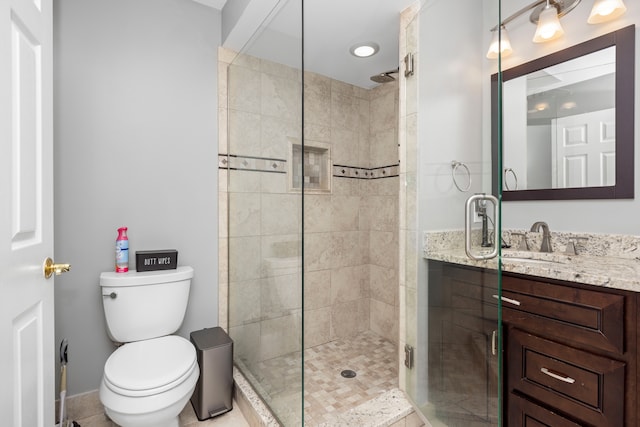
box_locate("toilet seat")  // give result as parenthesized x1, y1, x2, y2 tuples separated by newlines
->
(104, 335, 196, 397)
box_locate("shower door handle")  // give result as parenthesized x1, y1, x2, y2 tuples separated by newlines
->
(464, 194, 499, 260)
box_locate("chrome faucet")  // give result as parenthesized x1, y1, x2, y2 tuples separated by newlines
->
(530, 221, 552, 252)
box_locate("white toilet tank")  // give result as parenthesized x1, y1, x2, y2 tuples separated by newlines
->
(100, 266, 194, 343)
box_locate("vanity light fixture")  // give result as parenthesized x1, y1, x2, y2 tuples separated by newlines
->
(486, 26, 513, 59)
(588, 0, 627, 24)
(533, 0, 565, 42)
(349, 42, 379, 58)
(487, 0, 628, 59)
(487, 0, 584, 59)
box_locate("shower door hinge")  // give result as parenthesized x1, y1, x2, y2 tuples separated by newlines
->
(404, 344, 414, 369)
(404, 53, 414, 78)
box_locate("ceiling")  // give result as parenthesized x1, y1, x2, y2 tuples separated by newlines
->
(192, 0, 228, 10)
(196, 0, 417, 89)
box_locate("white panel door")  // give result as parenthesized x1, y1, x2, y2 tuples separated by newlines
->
(0, 0, 56, 425)
(552, 108, 616, 188)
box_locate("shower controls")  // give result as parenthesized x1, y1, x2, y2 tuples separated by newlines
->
(404, 344, 414, 369)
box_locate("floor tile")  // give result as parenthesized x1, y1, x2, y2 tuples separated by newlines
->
(240, 330, 398, 426)
(74, 400, 248, 427)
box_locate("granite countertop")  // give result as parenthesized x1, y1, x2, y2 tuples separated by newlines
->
(424, 230, 640, 293)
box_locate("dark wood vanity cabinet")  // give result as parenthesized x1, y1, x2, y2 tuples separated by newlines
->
(502, 273, 638, 427)
(430, 262, 639, 426)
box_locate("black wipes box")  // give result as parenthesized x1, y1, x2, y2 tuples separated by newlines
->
(135, 249, 178, 272)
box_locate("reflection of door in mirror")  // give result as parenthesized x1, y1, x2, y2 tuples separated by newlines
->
(552, 108, 615, 188)
(503, 47, 615, 191)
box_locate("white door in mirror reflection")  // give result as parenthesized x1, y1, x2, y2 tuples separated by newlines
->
(552, 108, 615, 189)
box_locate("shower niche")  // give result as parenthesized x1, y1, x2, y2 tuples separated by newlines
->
(289, 141, 331, 193)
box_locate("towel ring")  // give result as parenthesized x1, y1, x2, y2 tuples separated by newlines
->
(451, 161, 471, 192)
(504, 168, 518, 191)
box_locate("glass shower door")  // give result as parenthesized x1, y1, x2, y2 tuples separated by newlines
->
(224, 0, 304, 425)
(400, 0, 503, 425)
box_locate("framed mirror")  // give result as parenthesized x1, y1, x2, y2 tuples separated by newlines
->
(492, 25, 635, 201)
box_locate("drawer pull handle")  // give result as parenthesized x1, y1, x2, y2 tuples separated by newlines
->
(541, 367, 575, 384)
(492, 294, 521, 306)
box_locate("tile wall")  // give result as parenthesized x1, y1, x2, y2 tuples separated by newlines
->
(220, 48, 303, 374)
(218, 47, 400, 373)
(303, 72, 400, 348)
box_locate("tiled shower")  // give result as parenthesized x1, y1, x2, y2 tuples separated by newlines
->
(215, 0, 511, 424)
(217, 13, 401, 424)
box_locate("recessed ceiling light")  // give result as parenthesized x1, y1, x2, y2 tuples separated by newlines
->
(350, 42, 379, 58)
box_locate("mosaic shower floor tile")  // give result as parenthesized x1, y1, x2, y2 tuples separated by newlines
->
(246, 330, 398, 426)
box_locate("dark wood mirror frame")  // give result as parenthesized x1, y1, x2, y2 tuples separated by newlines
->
(492, 25, 635, 201)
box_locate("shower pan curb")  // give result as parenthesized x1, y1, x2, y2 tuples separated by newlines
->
(234, 365, 418, 427)
(233, 366, 281, 427)
(319, 388, 415, 427)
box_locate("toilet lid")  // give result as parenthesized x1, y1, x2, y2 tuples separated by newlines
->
(104, 335, 196, 396)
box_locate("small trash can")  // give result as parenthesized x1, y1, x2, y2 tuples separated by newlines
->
(190, 326, 234, 420)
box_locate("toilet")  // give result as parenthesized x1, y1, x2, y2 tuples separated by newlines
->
(99, 266, 199, 427)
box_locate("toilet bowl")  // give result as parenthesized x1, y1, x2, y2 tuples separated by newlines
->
(99, 267, 197, 427)
(99, 336, 199, 427)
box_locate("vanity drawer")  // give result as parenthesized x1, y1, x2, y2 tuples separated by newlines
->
(508, 393, 581, 427)
(502, 274, 625, 354)
(509, 329, 625, 427)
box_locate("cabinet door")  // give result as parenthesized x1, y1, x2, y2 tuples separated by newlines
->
(427, 262, 499, 425)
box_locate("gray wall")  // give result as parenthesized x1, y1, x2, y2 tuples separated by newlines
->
(417, 0, 485, 232)
(54, 0, 220, 396)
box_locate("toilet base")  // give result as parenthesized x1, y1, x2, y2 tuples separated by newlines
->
(105, 409, 179, 427)
(102, 388, 193, 427)
(100, 363, 199, 427)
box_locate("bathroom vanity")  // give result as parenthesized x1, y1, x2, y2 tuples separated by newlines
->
(423, 231, 640, 426)
(502, 271, 636, 427)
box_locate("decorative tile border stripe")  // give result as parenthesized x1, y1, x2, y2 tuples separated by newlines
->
(220, 154, 399, 180)
(333, 164, 399, 180)
(218, 154, 286, 174)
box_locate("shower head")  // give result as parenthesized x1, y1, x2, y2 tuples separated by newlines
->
(370, 68, 399, 84)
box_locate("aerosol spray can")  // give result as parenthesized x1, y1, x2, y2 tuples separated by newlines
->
(115, 227, 129, 273)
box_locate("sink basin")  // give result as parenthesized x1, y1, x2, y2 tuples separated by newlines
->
(501, 251, 570, 265)
(502, 256, 565, 265)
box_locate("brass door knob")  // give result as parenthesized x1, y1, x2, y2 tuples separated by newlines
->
(43, 257, 71, 279)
